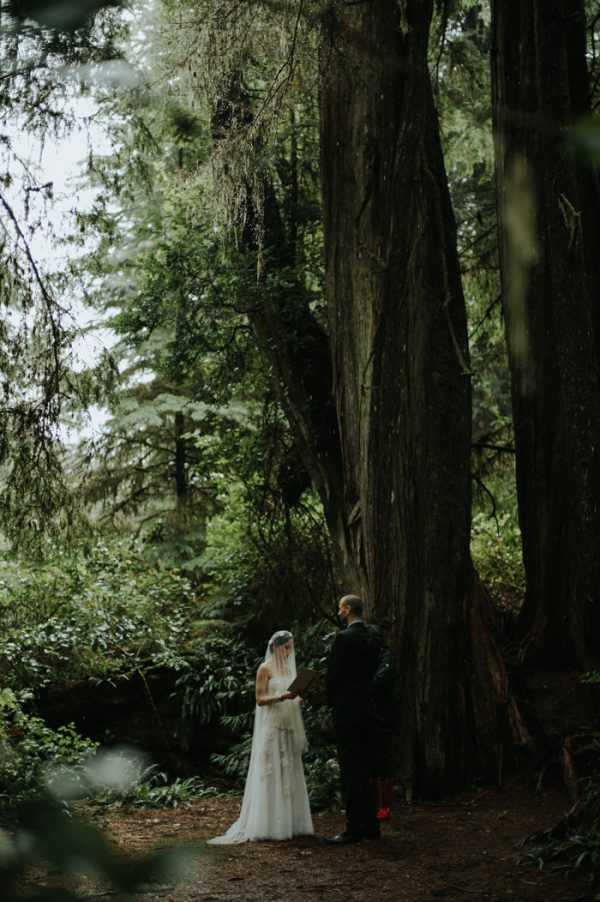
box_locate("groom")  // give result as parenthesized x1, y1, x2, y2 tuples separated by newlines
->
(325, 594, 382, 843)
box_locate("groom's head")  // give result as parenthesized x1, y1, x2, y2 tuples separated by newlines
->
(338, 594, 362, 626)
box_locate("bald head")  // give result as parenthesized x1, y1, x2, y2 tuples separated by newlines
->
(338, 594, 363, 625)
(340, 595, 363, 616)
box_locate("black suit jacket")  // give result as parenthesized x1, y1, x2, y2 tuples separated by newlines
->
(326, 622, 381, 727)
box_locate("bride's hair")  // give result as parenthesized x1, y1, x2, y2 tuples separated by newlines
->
(268, 630, 293, 651)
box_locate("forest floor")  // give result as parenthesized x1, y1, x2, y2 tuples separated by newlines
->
(18, 782, 597, 901)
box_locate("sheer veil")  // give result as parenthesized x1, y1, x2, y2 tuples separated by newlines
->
(265, 629, 297, 677)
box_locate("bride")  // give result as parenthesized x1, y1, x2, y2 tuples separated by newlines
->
(207, 630, 314, 843)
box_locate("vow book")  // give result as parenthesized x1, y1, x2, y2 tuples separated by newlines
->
(287, 666, 322, 695)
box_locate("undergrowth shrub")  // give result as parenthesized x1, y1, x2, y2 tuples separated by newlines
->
(471, 510, 525, 609)
(0, 790, 198, 901)
(0, 541, 199, 815)
(174, 634, 258, 750)
(0, 540, 193, 692)
(0, 689, 214, 817)
(199, 482, 336, 635)
(295, 625, 341, 810)
(0, 688, 98, 813)
(522, 675, 600, 886)
(91, 763, 217, 809)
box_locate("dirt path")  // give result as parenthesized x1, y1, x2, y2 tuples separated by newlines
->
(34, 783, 588, 901)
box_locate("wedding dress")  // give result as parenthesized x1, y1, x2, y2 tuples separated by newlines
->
(208, 631, 314, 844)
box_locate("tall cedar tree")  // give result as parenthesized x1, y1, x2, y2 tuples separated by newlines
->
(319, 0, 473, 796)
(491, 0, 600, 670)
(215, 0, 515, 797)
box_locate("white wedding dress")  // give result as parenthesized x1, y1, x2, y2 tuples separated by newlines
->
(208, 634, 314, 844)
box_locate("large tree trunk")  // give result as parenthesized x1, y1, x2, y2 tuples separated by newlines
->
(208, 1, 518, 797)
(491, 0, 600, 670)
(319, 0, 476, 797)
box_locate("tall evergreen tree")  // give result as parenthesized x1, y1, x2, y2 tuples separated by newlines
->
(173, 0, 515, 796)
(317, 0, 473, 796)
(491, 0, 600, 670)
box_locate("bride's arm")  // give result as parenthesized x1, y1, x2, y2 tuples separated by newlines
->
(255, 663, 294, 705)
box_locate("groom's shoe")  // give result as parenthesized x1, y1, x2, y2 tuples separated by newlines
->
(325, 832, 363, 844)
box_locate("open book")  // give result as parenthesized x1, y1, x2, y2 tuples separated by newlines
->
(287, 666, 322, 695)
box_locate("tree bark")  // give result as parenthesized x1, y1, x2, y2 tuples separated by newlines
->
(491, 0, 600, 670)
(319, 0, 476, 796)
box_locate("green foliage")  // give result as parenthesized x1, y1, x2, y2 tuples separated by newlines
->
(200, 474, 336, 635)
(0, 691, 98, 812)
(92, 763, 216, 809)
(0, 0, 125, 124)
(69, 0, 324, 582)
(293, 625, 340, 810)
(0, 688, 209, 821)
(0, 705, 214, 895)
(172, 633, 260, 785)
(0, 540, 194, 692)
(210, 735, 254, 782)
(522, 729, 600, 886)
(174, 635, 258, 748)
(303, 755, 342, 812)
(471, 508, 525, 608)
(79, 161, 265, 566)
(0, 0, 126, 552)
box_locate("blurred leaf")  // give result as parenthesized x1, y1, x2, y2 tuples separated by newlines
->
(7, 0, 122, 30)
(0, 791, 203, 899)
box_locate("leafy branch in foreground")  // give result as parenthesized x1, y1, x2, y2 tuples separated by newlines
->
(0, 794, 200, 901)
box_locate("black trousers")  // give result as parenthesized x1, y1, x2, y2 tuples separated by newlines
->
(334, 721, 378, 836)
(373, 727, 394, 779)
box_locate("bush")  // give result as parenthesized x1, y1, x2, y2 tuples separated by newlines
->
(199, 482, 336, 634)
(522, 727, 600, 886)
(174, 634, 258, 750)
(304, 755, 342, 811)
(0, 539, 194, 692)
(471, 510, 525, 609)
(298, 626, 341, 810)
(0, 794, 198, 901)
(91, 762, 217, 809)
(0, 688, 98, 813)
